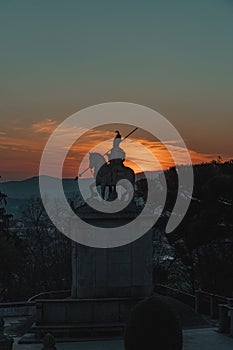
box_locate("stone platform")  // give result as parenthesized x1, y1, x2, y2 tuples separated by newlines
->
(72, 204, 153, 299)
(20, 204, 154, 343)
(19, 297, 142, 343)
(14, 328, 233, 350)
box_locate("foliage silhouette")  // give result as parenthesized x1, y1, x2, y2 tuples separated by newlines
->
(124, 296, 182, 350)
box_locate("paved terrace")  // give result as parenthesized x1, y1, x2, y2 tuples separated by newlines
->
(12, 328, 233, 350)
(3, 294, 233, 349)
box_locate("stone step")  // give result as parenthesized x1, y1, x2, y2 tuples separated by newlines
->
(33, 322, 125, 330)
(4, 316, 34, 337)
(32, 321, 125, 338)
(19, 322, 125, 344)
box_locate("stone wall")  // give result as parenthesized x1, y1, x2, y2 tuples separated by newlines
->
(72, 231, 153, 299)
(0, 302, 35, 317)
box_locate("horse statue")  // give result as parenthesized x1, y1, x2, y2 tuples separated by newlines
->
(89, 152, 135, 201)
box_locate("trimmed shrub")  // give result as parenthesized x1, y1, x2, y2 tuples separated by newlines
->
(124, 296, 183, 350)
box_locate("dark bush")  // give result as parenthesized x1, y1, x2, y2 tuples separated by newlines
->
(124, 296, 183, 350)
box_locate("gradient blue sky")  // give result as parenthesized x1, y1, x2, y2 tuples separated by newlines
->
(0, 0, 233, 179)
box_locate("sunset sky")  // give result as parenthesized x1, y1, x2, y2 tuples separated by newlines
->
(1, 1, 233, 181)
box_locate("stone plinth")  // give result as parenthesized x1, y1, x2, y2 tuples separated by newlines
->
(21, 204, 154, 342)
(71, 205, 153, 299)
(26, 298, 142, 341)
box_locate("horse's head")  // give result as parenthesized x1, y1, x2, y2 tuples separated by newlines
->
(89, 152, 106, 172)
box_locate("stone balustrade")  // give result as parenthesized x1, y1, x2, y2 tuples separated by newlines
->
(218, 304, 233, 336)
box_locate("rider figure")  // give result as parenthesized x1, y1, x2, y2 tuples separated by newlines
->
(107, 130, 126, 168)
(107, 130, 126, 191)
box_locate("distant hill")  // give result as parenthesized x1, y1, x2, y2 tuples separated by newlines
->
(0, 176, 81, 199)
(0, 172, 159, 199)
(0, 176, 92, 218)
(0, 172, 160, 218)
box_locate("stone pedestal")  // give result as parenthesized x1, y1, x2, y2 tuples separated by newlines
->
(23, 205, 154, 342)
(72, 235, 153, 299)
(72, 204, 153, 299)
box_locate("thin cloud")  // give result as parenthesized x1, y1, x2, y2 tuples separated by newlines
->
(1, 122, 233, 181)
(32, 119, 58, 134)
(65, 136, 231, 177)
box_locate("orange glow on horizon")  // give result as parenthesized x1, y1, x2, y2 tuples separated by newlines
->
(0, 119, 232, 181)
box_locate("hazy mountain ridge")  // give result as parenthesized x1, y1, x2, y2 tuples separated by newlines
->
(0, 172, 160, 217)
(0, 175, 89, 199)
(0, 176, 83, 217)
(0, 172, 160, 198)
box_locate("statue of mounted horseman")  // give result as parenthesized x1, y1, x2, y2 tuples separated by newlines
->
(75, 128, 137, 201)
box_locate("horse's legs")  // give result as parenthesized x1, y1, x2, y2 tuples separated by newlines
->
(101, 185, 105, 200)
(108, 185, 118, 201)
(96, 185, 101, 198)
(90, 183, 95, 197)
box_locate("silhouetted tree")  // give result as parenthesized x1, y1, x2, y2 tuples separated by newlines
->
(19, 198, 71, 296)
(0, 180, 26, 301)
(137, 161, 233, 295)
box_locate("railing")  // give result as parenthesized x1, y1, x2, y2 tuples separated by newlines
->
(195, 290, 233, 335)
(195, 290, 233, 319)
(0, 301, 35, 317)
(28, 289, 71, 302)
(155, 284, 233, 336)
(0, 290, 71, 318)
(218, 304, 233, 336)
(154, 284, 196, 308)
(0, 290, 71, 321)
